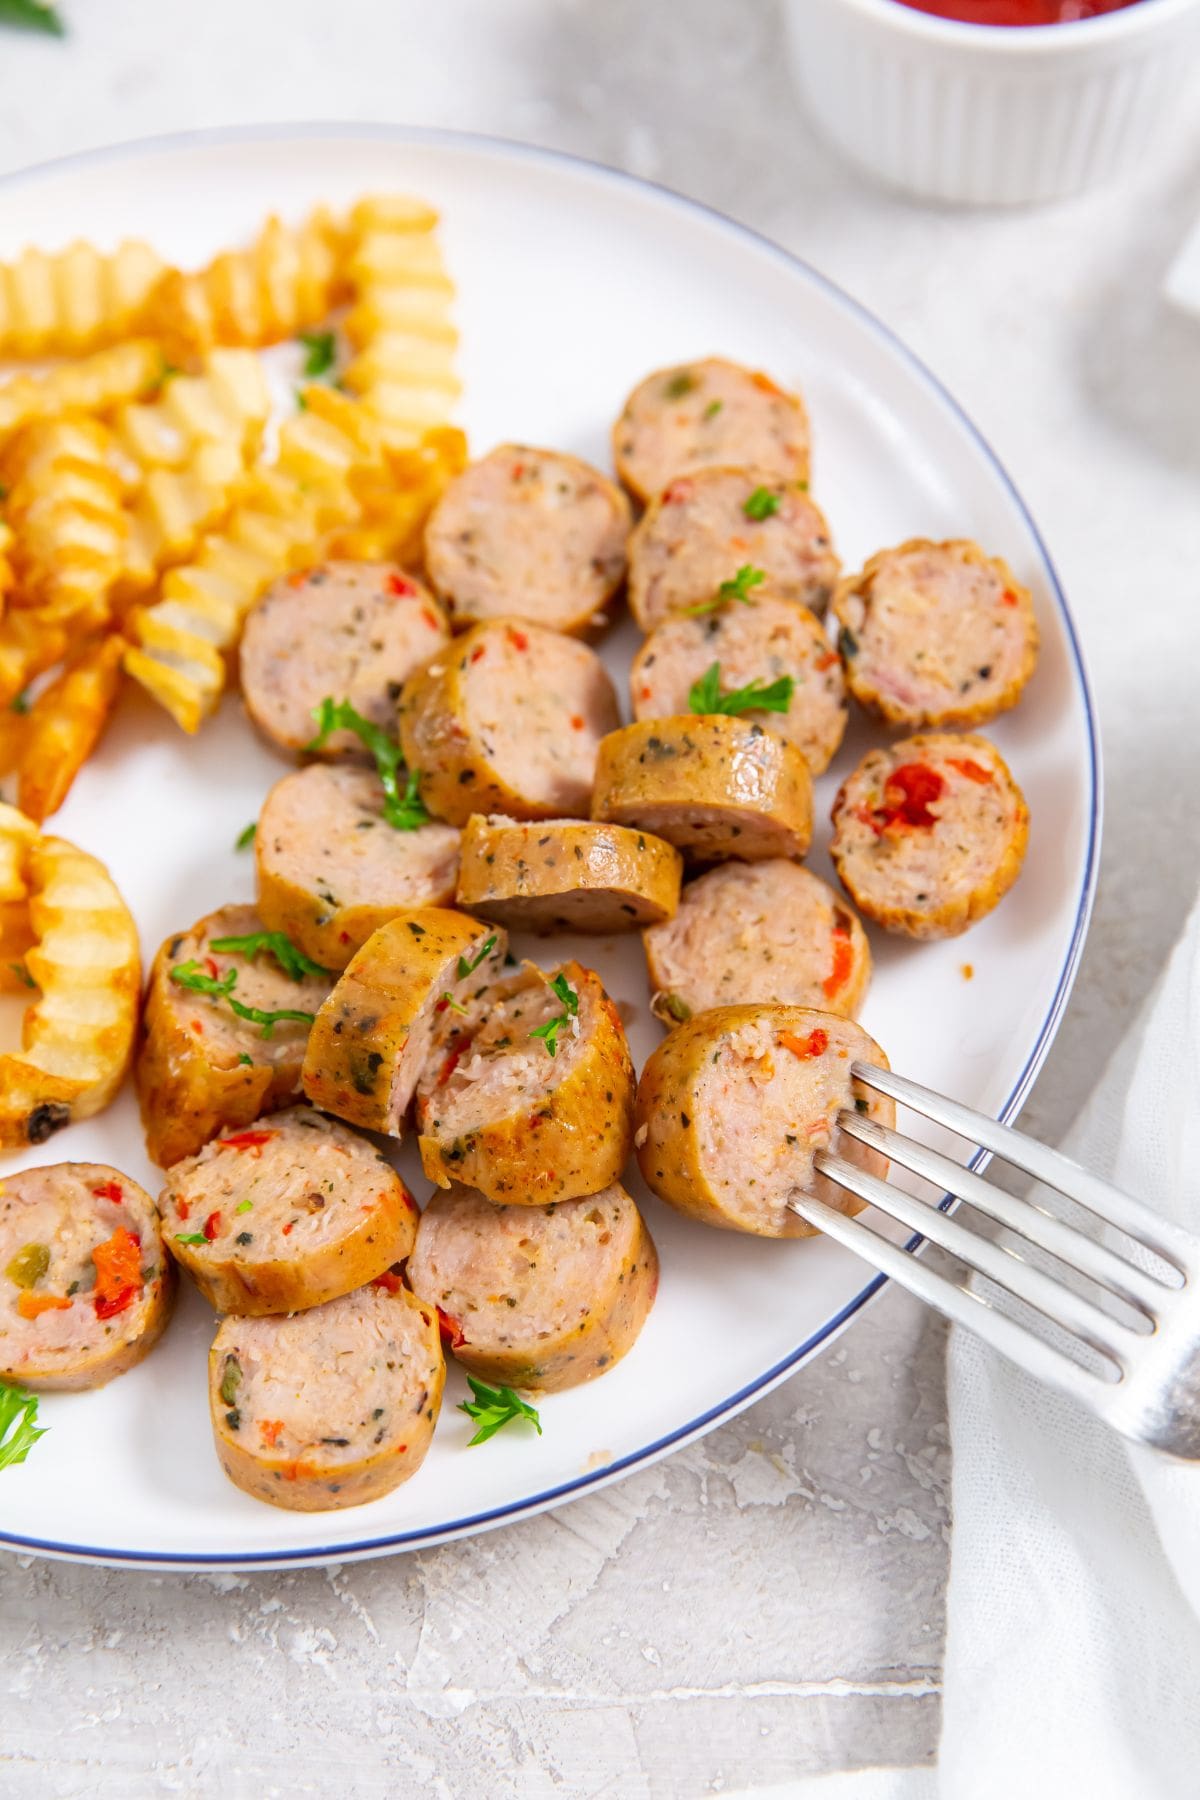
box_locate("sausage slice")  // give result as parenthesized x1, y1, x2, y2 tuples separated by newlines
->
(240, 560, 449, 757)
(635, 1005, 894, 1238)
(137, 903, 334, 1169)
(644, 861, 871, 1024)
(613, 358, 811, 506)
(160, 1106, 418, 1316)
(210, 1282, 444, 1511)
(591, 717, 813, 863)
(256, 762, 461, 970)
(830, 733, 1030, 939)
(409, 1181, 658, 1393)
(415, 959, 635, 1204)
(834, 539, 1039, 729)
(423, 443, 631, 635)
(0, 1163, 174, 1390)
(301, 908, 509, 1135)
(398, 619, 620, 827)
(627, 467, 839, 631)
(631, 592, 846, 775)
(456, 814, 683, 934)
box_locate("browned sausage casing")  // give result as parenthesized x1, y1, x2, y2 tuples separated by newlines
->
(159, 1106, 418, 1316)
(0, 1163, 174, 1391)
(398, 618, 620, 827)
(301, 909, 508, 1136)
(136, 904, 334, 1169)
(255, 762, 461, 970)
(456, 814, 683, 934)
(210, 1282, 444, 1512)
(635, 1005, 894, 1238)
(409, 1181, 658, 1393)
(415, 960, 635, 1204)
(591, 717, 813, 863)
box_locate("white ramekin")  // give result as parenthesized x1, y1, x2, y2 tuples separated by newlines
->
(785, 0, 1200, 205)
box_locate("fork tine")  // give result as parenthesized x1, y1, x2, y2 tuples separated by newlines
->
(851, 1061, 1195, 1275)
(838, 1111, 1168, 1317)
(812, 1150, 1131, 1368)
(786, 1189, 1112, 1407)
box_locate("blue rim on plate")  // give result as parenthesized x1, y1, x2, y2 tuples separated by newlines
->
(0, 123, 1102, 1569)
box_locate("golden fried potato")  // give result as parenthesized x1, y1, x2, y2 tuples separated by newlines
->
(16, 633, 125, 823)
(2, 413, 129, 631)
(0, 239, 166, 358)
(0, 806, 140, 1145)
(145, 208, 348, 360)
(0, 611, 68, 709)
(341, 195, 461, 449)
(0, 339, 161, 445)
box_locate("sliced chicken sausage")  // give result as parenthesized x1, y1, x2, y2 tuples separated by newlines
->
(830, 733, 1030, 939)
(0, 1163, 173, 1390)
(415, 959, 635, 1204)
(240, 560, 449, 757)
(210, 1281, 444, 1511)
(256, 762, 461, 970)
(644, 861, 871, 1025)
(833, 539, 1039, 730)
(398, 619, 620, 827)
(301, 908, 509, 1136)
(423, 443, 631, 635)
(627, 467, 839, 631)
(455, 815, 683, 934)
(613, 358, 811, 506)
(408, 1181, 658, 1393)
(591, 716, 813, 863)
(159, 1106, 418, 1316)
(137, 903, 334, 1169)
(631, 591, 847, 775)
(635, 1005, 894, 1238)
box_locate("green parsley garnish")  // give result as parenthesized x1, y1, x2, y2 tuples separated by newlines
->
(529, 972, 579, 1059)
(235, 1199, 254, 1214)
(307, 698, 430, 831)
(663, 370, 695, 400)
(688, 662, 795, 719)
(743, 486, 780, 521)
(237, 1053, 253, 1067)
(456, 934, 497, 981)
(459, 1376, 542, 1447)
(174, 1232, 209, 1247)
(208, 930, 329, 983)
(441, 993, 469, 1017)
(0, 1381, 47, 1470)
(235, 821, 256, 850)
(8, 961, 35, 990)
(10, 688, 29, 715)
(169, 961, 316, 1040)
(685, 564, 766, 616)
(298, 330, 337, 379)
(294, 388, 309, 410)
(703, 399, 723, 421)
(0, 0, 65, 36)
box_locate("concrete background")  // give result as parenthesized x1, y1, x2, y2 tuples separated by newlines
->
(2, 1, 1199, 1792)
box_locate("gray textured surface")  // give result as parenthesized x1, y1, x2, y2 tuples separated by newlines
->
(1, 1, 1199, 1793)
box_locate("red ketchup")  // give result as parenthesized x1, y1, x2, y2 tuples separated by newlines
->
(896, 0, 1140, 22)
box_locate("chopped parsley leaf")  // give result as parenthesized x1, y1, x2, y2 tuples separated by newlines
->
(743, 486, 780, 521)
(688, 661, 795, 718)
(0, 1381, 46, 1470)
(307, 698, 430, 830)
(459, 1376, 542, 1446)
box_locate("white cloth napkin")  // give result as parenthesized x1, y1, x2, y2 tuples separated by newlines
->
(745, 893, 1200, 1800)
(934, 889, 1200, 1799)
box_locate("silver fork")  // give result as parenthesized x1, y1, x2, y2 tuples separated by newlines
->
(786, 1063, 1200, 1461)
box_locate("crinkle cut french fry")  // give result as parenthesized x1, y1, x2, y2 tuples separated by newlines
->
(0, 239, 166, 358)
(0, 816, 140, 1144)
(0, 804, 40, 996)
(326, 425, 468, 564)
(341, 195, 461, 448)
(16, 633, 125, 824)
(123, 388, 402, 731)
(0, 611, 68, 709)
(145, 208, 348, 360)
(0, 339, 162, 445)
(2, 414, 128, 630)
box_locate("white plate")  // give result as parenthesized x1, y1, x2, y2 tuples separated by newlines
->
(0, 126, 1099, 1570)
